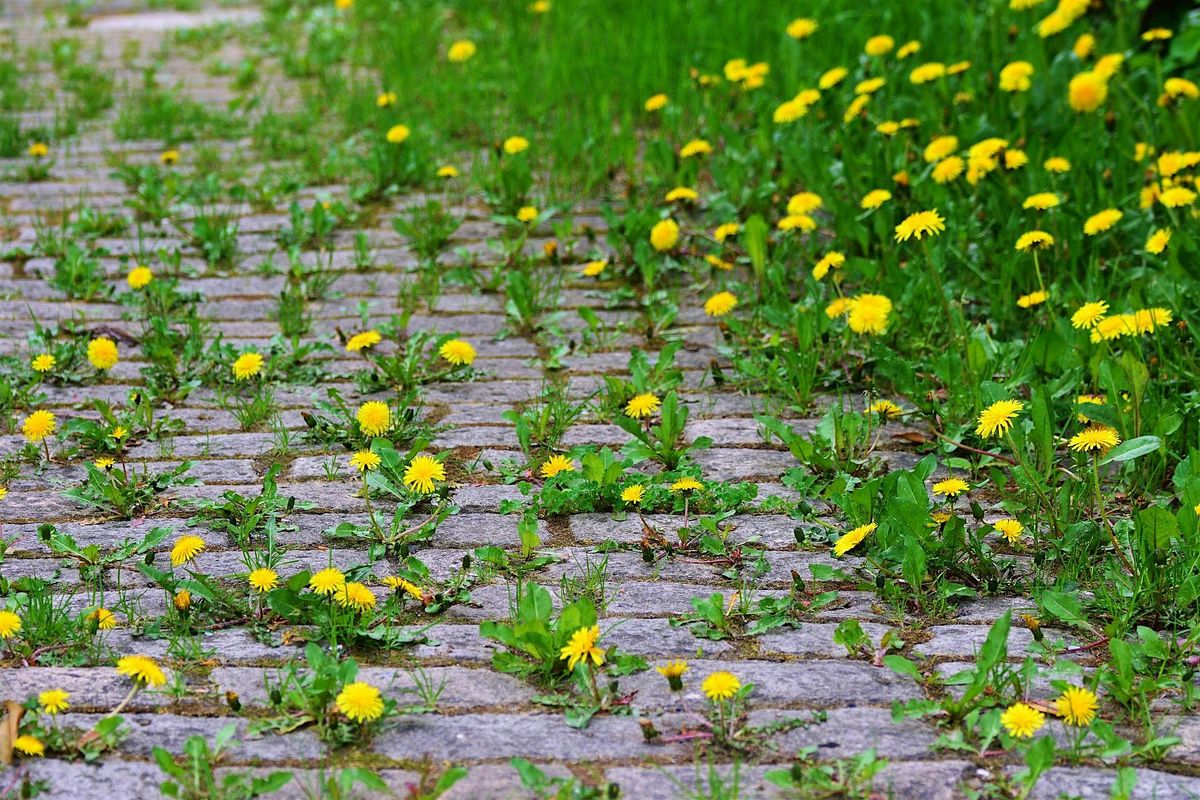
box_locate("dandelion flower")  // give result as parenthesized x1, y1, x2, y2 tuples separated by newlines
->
(812, 251, 845, 280)
(847, 293, 892, 335)
(309, 568, 346, 595)
(670, 477, 703, 492)
(932, 478, 969, 497)
(1069, 426, 1120, 452)
(1023, 193, 1060, 210)
(248, 568, 279, 593)
(39, 689, 70, 715)
(657, 660, 689, 690)
(403, 455, 445, 494)
(1017, 291, 1048, 308)
(336, 582, 377, 611)
(116, 655, 166, 687)
(833, 522, 876, 557)
(171, 535, 205, 567)
(1083, 208, 1122, 235)
(869, 400, 903, 418)
(1001, 702, 1045, 738)
(337, 682, 384, 723)
(999, 61, 1035, 92)
(14, 736, 44, 757)
(1071, 301, 1108, 329)
(975, 400, 1024, 439)
(994, 519, 1023, 544)
(1068, 71, 1107, 112)
(437, 165, 459, 178)
(91, 608, 117, 629)
(0, 610, 21, 638)
(1015, 231, 1055, 251)
(894, 210, 946, 242)
(679, 139, 712, 158)
(621, 484, 645, 504)
(786, 17, 817, 39)
(923, 136, 958, 163)
(560, 625, 605, 671)
(503, 136, 529, 155)
(1146, 228, 1171, 254)
(644, 93, 668, 112)
(350, 450, 381, 472)
(625, 393, 661, 419)
(232, 352, 263, 380)
(127, 266, 153, 289)
(87, 337, 119, 371)
(650, 219, 680, 252)
(704, 291, 738, 317)
(31, 353, 55, 372)
(383, 576, 424, 600)
(447, 40, 477, 62)
(357, 401, 391, 437)
(1044, 156, 1071, 172)
(665, 187, 698, 202)
(932, 156, 964, 183)
(517, 206, 538, 223)
(582, 260, 607, 277)
(1159, 187, 1196, 208)
(346, 330, 382, 352)
(1056, 686, 1098, 726)
(702, 671, 741, 700)
(439, 339, 476, 366)
(860, 189, 891, 209)
(22, 410, 56, 443)
(864, 35, 894, 56)
(713, 222, 739, 242)
(386, 124, 410, 144)
(539, 454, 575, 478)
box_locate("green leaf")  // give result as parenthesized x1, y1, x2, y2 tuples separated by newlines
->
(1136, 506, 1177, 551)
(1099, 435, 1161, 465)
(882, 654, 922, 680)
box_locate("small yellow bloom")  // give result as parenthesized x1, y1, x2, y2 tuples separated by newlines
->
(621, 484, 645, 504)
(650, 219, 679, 252)
(232, 352, 263, 380)
(439, 339, 476, 366)
(39, 689, 70, 715)
(116, 655, 166, 687)
(833, 522, 876, 557)
(350, 450, 382, 472)
(994, 519, 1023, 544)
(503, 136, 530, 155)
(1000, 702, 1045, 738)
(702, 671, 741, 700)
(447, 40, 477, 63)
(248, 568, 279, 593)
(357, 401, 391, 437)
(403, 455, 445, 494)
(171, 534, 205, 567)
(31, 353, 55, 373)
(127, 266, 153, 289)
(560, 625, 605, 671)
(703, 291, 738, 317)
(1056, 686, 1098, 726)
(0, 610, 21, 638)
(679, 139, 712, 158)
(975, 400, 1024, 439)
(644, 93, 668, 112)
(22, 410, 57, 444)
(336, 681, 384, 723)
(625, 393, 661, 419)
(87, 337, 119, 371)
(386, 124, 411, 144)
(539, 454, 575, 478)
(932, 478, 969, 497)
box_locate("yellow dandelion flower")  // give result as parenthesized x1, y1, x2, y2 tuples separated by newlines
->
(403, 455, 445, 494)
(336, 581, 377, 611)
(860, 189, 891, 210)
(1017, 290, 1048, 308)
(1056, 686, 1098, 726)
(560, 625, 605, 671)
(650, 219, 680, 252)
(702, 671, 741, 700)
(248, 568, 279, 593)
(704, 291, 737, 317)
(170, 534, 205, 567)
(894, 210, 946, 242)
(346, 330, 382, 352)
(127, 266, 153, 289)
(644, 93, 668, 112)
(540, 454, 575, 478)
(232, 352, 263, 380)
(350, 450, 381, 472)
(447, 40, 477, 63)
(1015, 231, 1055, 251)
(670, 477, 703, 492)
(975, 399, 1024, 439)
(14, 735, 44, 757)
(1071, 301, 1108, 329)
(116, 655, 166, 687)
(439, 339, 476, 366)
(994, 519, 1023, 544)
(87, 337, 119, 371)
(932, 477, 969, 496)
(679, 139, 712, 158)
(833, 522, 876, 557)
(39, 689, 70, 715)
(309, 567, 346, 595)
(621, 485, 645, 504)
(503, 136, 529, 155)
(31, 353, 56, 372)
(22, 410, 56, 443)
(625, 393, 661, 419)
(0, 610, 21, 638)
(1001, 702, 1045, 738)
(357, 401, 391, 437)
(336, 682, 384, 723)
(1146, 228, 1171, 255)
(386, 124, 410, 144)
(1069, 425, 1121, 452)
